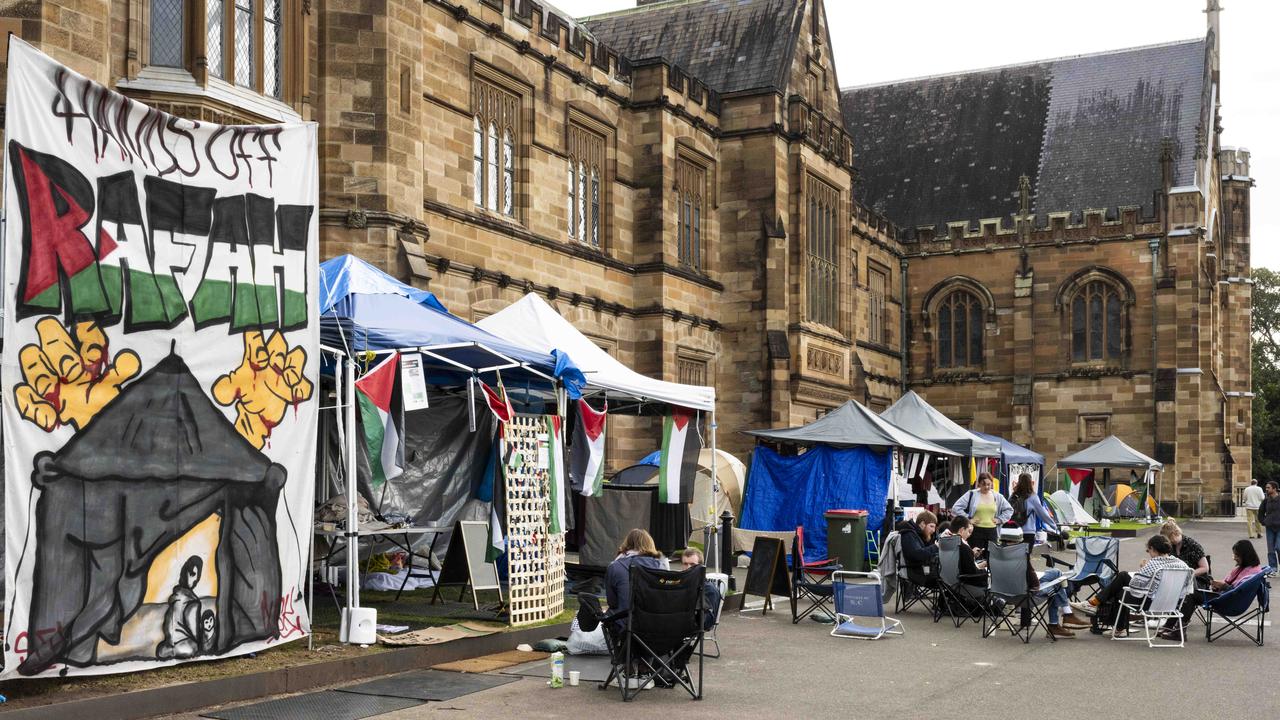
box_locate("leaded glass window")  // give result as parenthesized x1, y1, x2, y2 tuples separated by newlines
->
(234, 0, 254, 88)
(206, 0, 224, 78)
(150, 0, 185, 67)
(936, 290, 984, 368)
(1071, 280, 1124, 362)
(472, 78, 519, 218)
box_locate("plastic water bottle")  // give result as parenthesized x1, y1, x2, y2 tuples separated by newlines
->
(550, 651, 565, 688)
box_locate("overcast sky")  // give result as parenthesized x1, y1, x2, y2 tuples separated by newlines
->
(560, 0, 1278, 269)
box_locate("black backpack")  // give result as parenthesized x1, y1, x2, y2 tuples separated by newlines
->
(1010, 494, 1030, 527)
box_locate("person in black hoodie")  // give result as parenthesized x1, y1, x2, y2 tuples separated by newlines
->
(899, 510, 940, 568)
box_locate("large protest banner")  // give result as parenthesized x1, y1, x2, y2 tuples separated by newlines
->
(1, 39, 318, 678)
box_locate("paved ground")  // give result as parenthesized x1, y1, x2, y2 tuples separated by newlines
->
(174, 521, 1280, 720)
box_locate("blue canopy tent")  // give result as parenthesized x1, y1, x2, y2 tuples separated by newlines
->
(319, 255, 585, 394)
(970, 431, 1045, 495)
(317, 255, 584, 634)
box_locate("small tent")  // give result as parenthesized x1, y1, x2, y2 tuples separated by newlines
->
(1059, 435, 1163, 471)
(1048, 490, 1098, 525)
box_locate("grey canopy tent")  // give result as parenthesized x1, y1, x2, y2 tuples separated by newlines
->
(1059, 436, 1163, 470)
(744, 400, 955, 455)
(879, 391, 1001, 457)
(1053, 435, 1163, 519)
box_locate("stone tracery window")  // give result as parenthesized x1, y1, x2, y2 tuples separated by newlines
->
(567, 123, 605, 247)
(1070, 280, 1125, 362)
(472, 78, 519, 218)
(936, 289, 984, 368)
(676, 158, 706, 268)
(807, 174, 840, 329)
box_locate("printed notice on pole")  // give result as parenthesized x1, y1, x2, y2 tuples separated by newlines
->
(399, 353, 430, 411)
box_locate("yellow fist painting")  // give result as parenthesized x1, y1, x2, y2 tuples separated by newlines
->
(14, 317, 141, 432)
(212, 330, 313, 449)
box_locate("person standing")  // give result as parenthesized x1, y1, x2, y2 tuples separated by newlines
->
(1243, 479, 1266, 539)
(1010, 473, 1059, 546)
(950, 473, 1012, 554)
(1258, 482, 1280, 568)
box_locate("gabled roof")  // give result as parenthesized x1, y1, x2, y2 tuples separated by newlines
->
(580, 0, 803, 95)
(1059, 435, 1162, 471)
(839, 38, 1210, 234)
(743, 399, 958, 455)
(880, 391, 1002, 457)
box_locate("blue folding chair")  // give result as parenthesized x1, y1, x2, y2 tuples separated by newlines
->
(830, 571, 903, 640)
(1200, 567, 1273, 646)
(1044, 535, 1119, 601)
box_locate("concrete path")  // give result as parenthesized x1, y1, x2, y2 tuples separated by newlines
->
(175, 521, 1280, 720)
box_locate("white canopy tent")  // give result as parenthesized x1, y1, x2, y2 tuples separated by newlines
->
(477, 293, 723, 566)
(1052, 435, 1164, 519)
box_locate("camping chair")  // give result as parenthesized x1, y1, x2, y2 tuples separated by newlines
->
(1112, 565, 1194, 648)
(981, 543, 1064, 643)
(1199, 567, 1273, 646)
(936, 536, 988, 628)
(830, 571, 903, 640)
(791, 530, 841, 623)
(608, 564, 706, 701)
(697, 572, 729, 658)
(1044, 535, 1119, 602)
(893, 541, 940, 617)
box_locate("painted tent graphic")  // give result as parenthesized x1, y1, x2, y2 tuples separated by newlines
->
(15, 354, 287, 676)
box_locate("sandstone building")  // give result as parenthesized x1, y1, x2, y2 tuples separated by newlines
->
(0, 0, 1251, 512)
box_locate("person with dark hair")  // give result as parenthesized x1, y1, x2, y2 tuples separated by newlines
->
(1211, 539, 1264, 591)
(947, 516, 988, 587)
(1258, 481, 1280, 568)
(950, 473, 1012, 553)
(1010, 473, 1058, 545)
(157, 556, 205, 659)
(899, 510, 940, 568)
(1089, 534, 1190, 638)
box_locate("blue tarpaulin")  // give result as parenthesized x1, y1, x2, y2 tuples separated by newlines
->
(739, 445, 891, 563)
(319, 255, 585, 396)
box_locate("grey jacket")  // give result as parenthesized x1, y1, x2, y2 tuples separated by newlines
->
(951, 489, 1014, 526)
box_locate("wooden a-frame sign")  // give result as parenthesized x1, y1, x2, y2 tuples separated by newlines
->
(740, 536, 790, 614)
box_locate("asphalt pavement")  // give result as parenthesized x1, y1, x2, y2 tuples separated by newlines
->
(176, 521, 1280, 720)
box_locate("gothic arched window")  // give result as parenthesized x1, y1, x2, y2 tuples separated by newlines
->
(1071, 280, 1124, 362)
(936, 290, 984, 368)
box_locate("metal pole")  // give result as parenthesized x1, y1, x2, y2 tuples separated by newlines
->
(709, 410, 719, 573)
(345, 356, 359, 613)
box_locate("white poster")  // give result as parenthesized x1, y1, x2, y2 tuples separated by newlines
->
(1, 40, 318, 678)
(399, 352, 430, 411)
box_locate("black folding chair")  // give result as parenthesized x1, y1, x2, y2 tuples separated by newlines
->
(605, 564, 706, 701)
(791, 531, 841, 623)
(893, 540, 940, 616)
(981, 543, 1062, 643)
(936, 536, 988, 627)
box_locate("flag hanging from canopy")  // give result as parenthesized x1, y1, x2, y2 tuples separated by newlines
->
(659, 407, 701, 504)
(570, 399, 607, 496)
(355, 353, 404, 489)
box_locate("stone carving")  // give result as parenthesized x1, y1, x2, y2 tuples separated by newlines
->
(806, 346, 843, 376)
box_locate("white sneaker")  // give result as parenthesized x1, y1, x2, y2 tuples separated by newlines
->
(1069, 601, 1097, 616)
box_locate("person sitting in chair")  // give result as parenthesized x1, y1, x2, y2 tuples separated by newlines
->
(1211, 539, 1265, 592)
(899, 511, 940, 568)
(1089, 534, 1190, 638)
(679, 548, 722, 632)
(948, 516, 988, 586)
(606, 529, 669, 626)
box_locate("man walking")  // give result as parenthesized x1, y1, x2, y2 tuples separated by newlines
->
(1243, 479, 1265, 539)
(1258, 481, 1280, 569)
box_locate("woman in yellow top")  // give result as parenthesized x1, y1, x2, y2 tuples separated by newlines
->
(950, 473, 1013, 553)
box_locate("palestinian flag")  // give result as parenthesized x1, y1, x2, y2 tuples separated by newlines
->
(355, 353, 403, 489)
(480, 378, 513, 424)
(1066, 468, 1095, 503)
(570, 399, 607, 496)
(659, 407, 700, 504)
(546, 416, 566, 533)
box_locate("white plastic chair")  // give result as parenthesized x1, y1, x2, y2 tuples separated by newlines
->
(697, 572, 729, 658)
(830, 571, 903, 640)
(1114, 565, 1194, 648)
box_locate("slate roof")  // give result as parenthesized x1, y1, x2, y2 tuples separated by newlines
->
(580, 0, 803, 95)
(839, 39, 1210, 234)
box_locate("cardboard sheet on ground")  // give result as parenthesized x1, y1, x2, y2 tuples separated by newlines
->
(377, 621, 505, 646)
(2, 41, 318, 678)
(335, 669, 518, 701)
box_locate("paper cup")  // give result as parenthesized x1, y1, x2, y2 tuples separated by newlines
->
(568, 670, 581, 686)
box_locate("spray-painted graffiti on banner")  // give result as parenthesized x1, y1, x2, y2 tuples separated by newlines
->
(1, 39, 318, 678)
